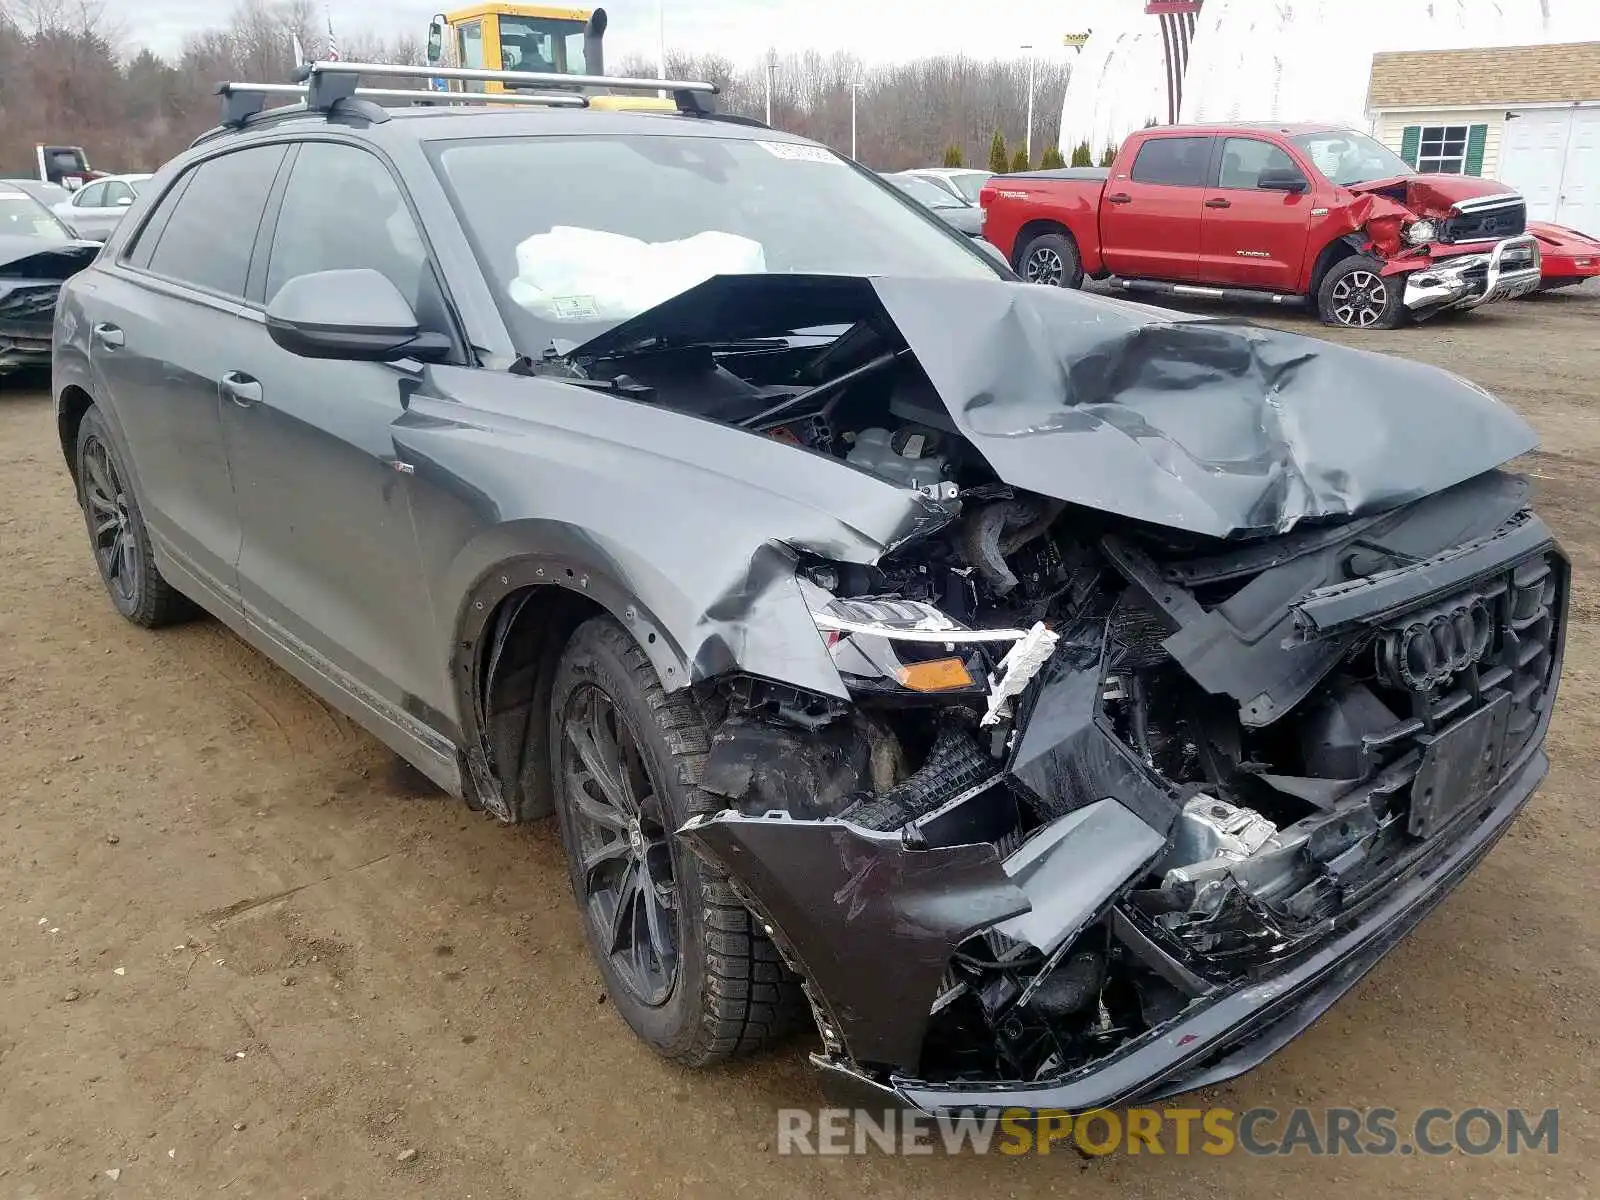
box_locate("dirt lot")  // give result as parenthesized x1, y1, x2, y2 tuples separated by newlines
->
(2, 284, 1598, 1199)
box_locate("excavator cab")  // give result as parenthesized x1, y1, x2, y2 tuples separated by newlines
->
(426, 4, 675, 111)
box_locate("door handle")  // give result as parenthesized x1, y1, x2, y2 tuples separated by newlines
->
(220, 371, 262, 408)
(1205, 197, 1232, 208)
(1106, 192, 1133, 204)
(92, 322, 123, 349)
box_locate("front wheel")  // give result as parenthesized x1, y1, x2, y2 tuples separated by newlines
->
(1317, 256, 1407, 329)
(1017, 231, 1084, 289)
(548, 616, 804, 1065)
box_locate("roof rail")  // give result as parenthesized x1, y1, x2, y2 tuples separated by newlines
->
(296, 59, 719, 116)
(215, 80, 587, 127)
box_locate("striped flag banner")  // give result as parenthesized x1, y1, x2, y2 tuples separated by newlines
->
(325, 7, 340, 61)
(1145, 0, 1202, 125)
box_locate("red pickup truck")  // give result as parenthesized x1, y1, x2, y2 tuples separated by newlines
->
(979, 124, 1545, 329)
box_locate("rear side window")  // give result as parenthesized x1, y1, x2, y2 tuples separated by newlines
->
(1130, 137, 1213, 187)
(75, 181, 106, 208)
(143, 146, 287, 299)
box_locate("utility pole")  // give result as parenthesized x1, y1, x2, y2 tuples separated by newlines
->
(765, 48, 775, 126)
(657, 0, 667, 99)
(1021, 43, 1035, 162)
(849, 81, 864, 160)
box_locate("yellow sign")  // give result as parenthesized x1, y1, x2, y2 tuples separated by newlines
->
(1062, 32, 1091, 47)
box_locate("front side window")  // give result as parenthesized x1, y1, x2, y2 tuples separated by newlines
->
(1292, 131, 1415, 186)
(1217, 138, 1300, 189)
(457, 21, 487, 92)
(429, 133, 1000, 351)
(1130, 137, 1213, 187)
(1416, 125, 1469, 174)
(103, 181, 133, 206)
(144, 145, 287, 298)
(266, 142, 426, 306)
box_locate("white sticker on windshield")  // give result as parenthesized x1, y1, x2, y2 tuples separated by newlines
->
(550, 295, 601, 320)
(756, 141, 840, 164)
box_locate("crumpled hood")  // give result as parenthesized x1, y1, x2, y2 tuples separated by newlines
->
(0, 235, 101, 277)
(570, 273, 1537, 539)
(1346, 173, 1513, 216)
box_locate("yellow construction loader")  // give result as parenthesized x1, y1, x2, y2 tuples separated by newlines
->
(424, 4, 675, 111)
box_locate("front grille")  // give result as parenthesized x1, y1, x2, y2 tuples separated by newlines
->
(0, 285, 60, 320)
(1441, 201, 1526, 243)
(1361, 547, 1563, 810)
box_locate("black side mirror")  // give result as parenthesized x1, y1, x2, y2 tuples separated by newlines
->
(266, 268, 449, 362)
(1258, 168, 1309, 193)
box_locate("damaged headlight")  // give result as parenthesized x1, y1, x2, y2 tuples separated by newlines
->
(1403, 218, 1439, 246)
(800, 581, 1059, 720)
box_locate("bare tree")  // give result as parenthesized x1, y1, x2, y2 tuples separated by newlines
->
(0, 16, 1070, 175)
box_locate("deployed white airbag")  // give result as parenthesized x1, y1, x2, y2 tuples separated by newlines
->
(507, 226, 767, 322)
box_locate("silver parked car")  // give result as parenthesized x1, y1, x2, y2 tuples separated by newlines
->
(901, 167, 992, 205)
(53, 173, 152, 241)
(883, 172, 984, 237)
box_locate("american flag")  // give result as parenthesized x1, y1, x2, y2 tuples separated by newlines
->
(1145, 1, 1202, 126)
(324, 7, 340, 61)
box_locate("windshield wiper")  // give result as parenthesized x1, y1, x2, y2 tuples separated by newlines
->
(588, 334, 801, 360)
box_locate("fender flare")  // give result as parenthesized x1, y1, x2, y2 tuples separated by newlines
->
(449, 552, 692, 706)
(446, 551, 696, 822)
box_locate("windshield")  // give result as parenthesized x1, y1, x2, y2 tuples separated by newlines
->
(1292, 131, 1414, 187)
(949, 172, 991, 202)
(0, 193, 70, 241)
(497, 16, 586, 73)
(889, 174, 962, 209)
(430, 133, 1001, 350)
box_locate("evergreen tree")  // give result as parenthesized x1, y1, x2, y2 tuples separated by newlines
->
(988, 130, 1009, 174)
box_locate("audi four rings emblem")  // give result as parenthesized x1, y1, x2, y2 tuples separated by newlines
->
(1378, 599, 1495, 692)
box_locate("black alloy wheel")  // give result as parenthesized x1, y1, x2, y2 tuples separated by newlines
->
(80, 432, 141, 610)
(559, 681, 680, 1006)
(74, 408, 193, 627)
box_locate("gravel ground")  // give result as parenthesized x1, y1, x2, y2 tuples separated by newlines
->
(1, 281, 1596, 1198)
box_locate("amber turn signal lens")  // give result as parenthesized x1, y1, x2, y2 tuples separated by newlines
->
(894, 657, 975, 692)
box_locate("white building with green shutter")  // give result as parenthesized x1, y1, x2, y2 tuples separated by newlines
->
(1365, 41, 1600, 231)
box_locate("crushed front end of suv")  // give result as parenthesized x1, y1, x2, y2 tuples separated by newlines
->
(55, 93, 1565, 1117)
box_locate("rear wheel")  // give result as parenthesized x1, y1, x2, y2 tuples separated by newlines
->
(75, 408, 194, 627)
(1317, 256, 1406, 329)
(548, 616, 804, 1064)
(1018, 231, 1084, 289)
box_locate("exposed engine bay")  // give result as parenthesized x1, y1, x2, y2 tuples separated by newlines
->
(0, 239, 100, 372)
(509, 274, 1566, 1101)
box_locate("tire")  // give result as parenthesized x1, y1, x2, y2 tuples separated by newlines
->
(548, 616, 804, 1065)
(1017, 231, 1084, 289)
(1317, 256, 1406, 329)
(74, 407, 194, 627)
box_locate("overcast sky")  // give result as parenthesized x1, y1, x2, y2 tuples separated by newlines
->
(129, 0, 1105, 68)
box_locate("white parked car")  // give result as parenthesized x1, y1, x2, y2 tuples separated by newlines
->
(53, 174, 152, 242)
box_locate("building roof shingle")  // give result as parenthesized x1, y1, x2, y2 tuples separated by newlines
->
(1368, 41, 1600, 110)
